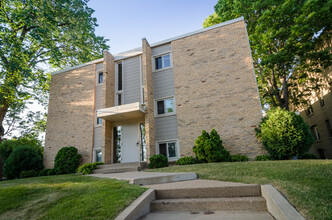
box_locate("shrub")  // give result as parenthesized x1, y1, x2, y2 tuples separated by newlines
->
(255, 108, 314, 160)
(54, 147, 82, 174)
(47, 169, 56, 176)
(39, 169, 51, 176)
(299, 153, 318, 159)
(176, 156, 197, 165)
(20, 170, 38, 178)
(231, 154, 249, 162)
(255, 155, 271, 161)
(77, 162, 104, 175)
(3, 147, 43, 179)
(193, 129, 231, 163)
(148, 154, 168, 169)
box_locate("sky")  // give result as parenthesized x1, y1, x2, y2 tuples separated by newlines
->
(87, 0, 218, 54)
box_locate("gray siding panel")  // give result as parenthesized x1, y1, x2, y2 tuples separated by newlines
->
(152, 44, 171, 56)
(123, 56, 141, 104)
(155, 115, 178, 141)
(95, 85, 103, 109)
(94, 126, 103, 148)
(96, 63, 103, 72)
(153, 69, 175, 99)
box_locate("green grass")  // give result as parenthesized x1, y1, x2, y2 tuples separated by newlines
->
(0, 174, 146, 220)
(151, 160, 332, 220)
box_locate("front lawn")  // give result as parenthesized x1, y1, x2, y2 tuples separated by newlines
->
(151, 160, 332, 220)
(0, 174, 146, 220)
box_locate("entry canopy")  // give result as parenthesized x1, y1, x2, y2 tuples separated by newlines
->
(97, 102, 145, 122)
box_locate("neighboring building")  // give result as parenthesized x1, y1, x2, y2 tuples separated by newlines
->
(44, 17, 264, 168)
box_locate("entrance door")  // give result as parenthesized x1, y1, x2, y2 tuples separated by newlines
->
(121, 124, 140, 163)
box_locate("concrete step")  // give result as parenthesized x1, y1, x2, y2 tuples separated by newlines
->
(95, 162, 146, 169)
(151, 197, 267, 212)
(92, 166, 139, 174)
(155, 184, 261, 199)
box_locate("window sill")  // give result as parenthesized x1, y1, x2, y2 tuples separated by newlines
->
(96, 83, 103, 86)
(153, 66, 172, 73)
(155, 112, 176, 118)
(95, 124, 102, 128)
(168, 157, 179, 162)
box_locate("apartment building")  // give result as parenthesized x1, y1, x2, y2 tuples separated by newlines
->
(44, 17, 264, 167)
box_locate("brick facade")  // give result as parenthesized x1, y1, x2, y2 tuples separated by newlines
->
(171, 20, 264, 159)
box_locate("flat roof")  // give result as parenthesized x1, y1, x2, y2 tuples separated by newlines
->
(52, 16, 244, 76)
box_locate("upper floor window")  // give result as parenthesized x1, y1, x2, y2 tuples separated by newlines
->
(155, 54, 171, 70)
(310, 125, 320, 141)
(319, 98, 325, 108)
(98, 72, 103, 84)
(156, 97, 175, 116)
(116, 62, 123, 105)
(117, 63, 123, 91)
(306, 106, 314, 116)
(325, 120, 332, 137)
(158, 141, 177, 159)
(97, 117, 102, 125)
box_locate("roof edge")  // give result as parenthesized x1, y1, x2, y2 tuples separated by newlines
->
(51, 58, 104, 76)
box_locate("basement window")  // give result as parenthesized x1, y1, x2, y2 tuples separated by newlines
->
(155, 54, 171, 70)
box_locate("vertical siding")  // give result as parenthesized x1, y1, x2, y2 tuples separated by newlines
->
(152, 44, 171, 56)
(94, 126, 103, 147)
(94, 62, 104, 148)
(123, 56, 141, 104)
(153, 69, 175, 99)
(155, 115, 179, 141)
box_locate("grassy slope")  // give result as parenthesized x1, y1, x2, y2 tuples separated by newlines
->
(0, 174, 146, 220)
(152, 160, 332, 220)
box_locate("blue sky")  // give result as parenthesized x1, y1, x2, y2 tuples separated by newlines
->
(87, 0, 217, 54)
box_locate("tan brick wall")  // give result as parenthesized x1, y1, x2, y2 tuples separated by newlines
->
(171, 20, 264, 159)
(44, 64, 95, 168)
(142, 38, 156, 160)
(102, 51, 115, 163)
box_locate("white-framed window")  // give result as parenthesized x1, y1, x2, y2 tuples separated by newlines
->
(310, 125, 320, 141)
(97, 117, 102, 125)
(94, 149, 103, 162)
(155, 97, 175, 116)
(157, 140, 179, 160)
(97, 71, 103, 85)
(306, 106, 314, 116)
(116, 62, 123, 105)
(154, 53, 171, 71)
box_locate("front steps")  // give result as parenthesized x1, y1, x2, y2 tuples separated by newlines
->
(91, 162, 146, 174)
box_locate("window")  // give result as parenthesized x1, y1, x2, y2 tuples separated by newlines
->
(155, 54, 171, 70)
(95, 150, 102, 162)
(98, 72, 103, 84)
(158, 141, 177, 159)
(116, 63, 123, 105)
(319, 98, 325, 107)
(310, 125, 320, 141)
(156, 98, 175, 115)
(118, 63, 122, 91)
(97, 117, 102, 125)
(306, 106, 314, 116)
(325, 120, 332, 137)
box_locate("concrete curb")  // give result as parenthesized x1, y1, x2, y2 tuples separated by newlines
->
(115, 188, 156, 220)
(261, 185, 305, 220)
(131, 172, 197, 185)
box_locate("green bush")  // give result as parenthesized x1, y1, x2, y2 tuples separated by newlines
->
(3, 146, 43, 179)
(54, 147, 82, 174)
(47, 169, 56, 176)
(231, 154, 249, 162)
(148, 154, 168, 169)
(254, 155, 271, 161)
(39, 169, 51, 176)
(299, 153, 318, 159)
(255, 108, 314, 160)
(77, 162, 104, 175)
(176, 156, 197, 165)
(193, 129, 231, 163)
(0, 136, 43, 163)
(20, 170, 38, 178)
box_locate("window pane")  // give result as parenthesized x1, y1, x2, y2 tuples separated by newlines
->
(97, 117, 102, 125)
(96, 150, 102, 162)
(159, 143, 167, 157)
(168, 142, 176, 158)
(163, 54, 171, 68)
(98, 72, 103, 84)
(155, 57, 162, 70)
(118, 63, 122, 91)
(157, 100, 165, 114)
(165, 99, 174, 113)
(326, 120, 332, 137)
(118, 93, 122, 105)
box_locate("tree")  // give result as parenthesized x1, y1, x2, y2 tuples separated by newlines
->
(255, 108, 314, 159)
(0, 0, 109, 141)
(203, 0, 331, 110)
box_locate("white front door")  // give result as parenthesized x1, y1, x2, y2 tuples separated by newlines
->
(121, 124, 140, 163)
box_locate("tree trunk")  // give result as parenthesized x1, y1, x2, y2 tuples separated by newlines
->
(0, 105, 8, 142)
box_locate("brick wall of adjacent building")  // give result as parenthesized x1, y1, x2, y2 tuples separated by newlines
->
(171, 20, 264, 159)
(142, 38, 156, 160)
(44, 64, 95, 168)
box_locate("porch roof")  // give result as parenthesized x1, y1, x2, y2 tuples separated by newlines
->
(96, 102, 145, 122)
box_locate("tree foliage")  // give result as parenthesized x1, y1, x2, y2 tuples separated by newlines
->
(204, 0, 331, 110)
(255, 108, 314, 159)
(0, 0, 109, 140)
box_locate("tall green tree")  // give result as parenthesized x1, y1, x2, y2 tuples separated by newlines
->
(0, 0, 109, 141)
(204, 0, 331, 110)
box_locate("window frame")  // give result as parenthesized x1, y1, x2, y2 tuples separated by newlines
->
(115, 62, 124, 106)
(96, 117, 103, 126)
(154, 96, 176, 117)
(93, 148, 103, 162)
(153, 52, 172, 72)
(97, 71, 103, 85)
(310, 125, 320, 141)
(156, 139, 179, 161)
(319, 98, 325, 108)
(306, 106, 314, 116)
